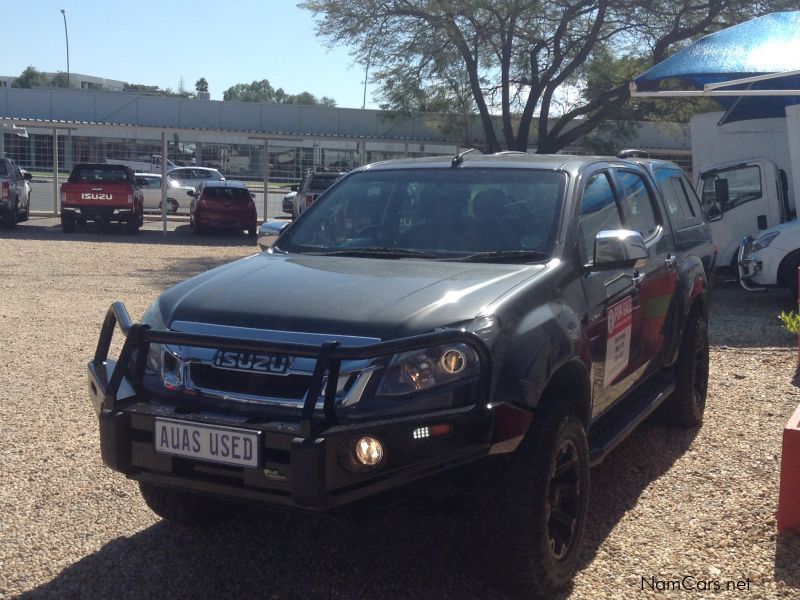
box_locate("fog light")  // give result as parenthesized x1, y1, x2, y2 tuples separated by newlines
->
(413, 427, 430, 439)
(354, 436, 384, 466)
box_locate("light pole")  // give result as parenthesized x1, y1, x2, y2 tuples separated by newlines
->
(60, 9, 70, 88)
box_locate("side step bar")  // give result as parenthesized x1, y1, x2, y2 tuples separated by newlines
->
(588, 377, 676, 467)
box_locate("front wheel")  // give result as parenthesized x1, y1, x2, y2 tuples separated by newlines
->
(161, 198, 179, 214)
(20, 195, 30, 222)
(473, 407, 590, 597)
(138, 482, 244, 526)
(665, 308, 709, 428)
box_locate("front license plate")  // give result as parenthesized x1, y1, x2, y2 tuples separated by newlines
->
(154, 418, 260, 468)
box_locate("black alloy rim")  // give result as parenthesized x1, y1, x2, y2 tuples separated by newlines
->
(546, 438, 582, 561)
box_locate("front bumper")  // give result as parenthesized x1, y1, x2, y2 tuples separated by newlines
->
(738, 236, 783, 290)
(88, 303, 528, 510)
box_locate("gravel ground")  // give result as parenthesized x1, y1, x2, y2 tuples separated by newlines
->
(2, 217, 800, 599)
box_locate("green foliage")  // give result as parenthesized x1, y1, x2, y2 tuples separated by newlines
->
(123, 83, 194, 98)
(50, 72, 70, 88)
(195, 77, 209, 93)
(222, 79, 336, 106)
(11, 66, 55, 89)
(302, 0, 790, 153)
(779, 311, 800, 335)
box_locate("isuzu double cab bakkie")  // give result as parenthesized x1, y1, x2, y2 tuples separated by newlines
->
(60, 163, 144, 234)
(88, 153, 712, 596)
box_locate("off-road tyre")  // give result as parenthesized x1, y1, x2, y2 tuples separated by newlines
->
(2, 200, 18, 229)
(126, 215, 140, 235)
(472, 406, 590, 598)
(138, 481, 244, 526)
(61, 212, 76, 233)
(665, 308, 709, 428)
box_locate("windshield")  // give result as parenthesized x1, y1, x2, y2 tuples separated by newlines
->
(279, 168, 565, 260)
(309, 174, 341, 192)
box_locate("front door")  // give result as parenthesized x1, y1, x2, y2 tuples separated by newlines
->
(578, 170, 643, 419)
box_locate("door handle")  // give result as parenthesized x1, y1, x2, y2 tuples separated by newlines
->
(666, 254, 677, 270)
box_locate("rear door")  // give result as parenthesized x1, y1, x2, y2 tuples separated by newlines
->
(612, 167, 678, 382)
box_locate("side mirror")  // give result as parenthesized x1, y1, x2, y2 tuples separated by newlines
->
(291, 185, 299, 192)
(714, 178, 730, 206)
(187, 190, 196, 197)
(257, 220, 289, 251)
(23, 171, 33, 181)
(592, 230, 648, 270)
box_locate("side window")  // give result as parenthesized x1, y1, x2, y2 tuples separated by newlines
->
(700, 164, 762, 213)
(614, 171, 659, 239)
(579, 172, 622, 264)
(680, 174, 703, 218)
(655, 168, 699, 229)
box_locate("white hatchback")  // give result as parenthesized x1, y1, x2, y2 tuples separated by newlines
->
(135, 173, 194, 214)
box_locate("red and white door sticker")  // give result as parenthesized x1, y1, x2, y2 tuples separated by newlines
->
(604, 295, 633, 387)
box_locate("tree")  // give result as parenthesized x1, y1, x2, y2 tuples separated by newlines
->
(50, 72, 70, 88)
(195, 77, 209, 93)
(223, 79, 277, 102)
(11, 66, 51, 89)
(223, 79, 337, 106)
(301, 0, 790, 153)
(123, 83, 195, 98)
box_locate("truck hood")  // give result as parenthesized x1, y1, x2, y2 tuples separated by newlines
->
(157, 253, 543, 340)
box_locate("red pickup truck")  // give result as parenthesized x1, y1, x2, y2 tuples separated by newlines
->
(60, 163, 144, 234)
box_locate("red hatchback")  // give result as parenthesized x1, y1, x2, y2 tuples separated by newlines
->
(189, 180, 257, 236)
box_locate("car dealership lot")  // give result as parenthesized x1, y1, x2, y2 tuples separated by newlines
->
(1, 219, 799, 599)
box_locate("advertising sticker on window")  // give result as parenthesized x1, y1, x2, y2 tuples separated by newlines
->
(604, 295, 633, 387)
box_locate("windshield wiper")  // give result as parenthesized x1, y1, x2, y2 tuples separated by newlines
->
(308, 247, 437, 259)
(451, 250, 549, 263)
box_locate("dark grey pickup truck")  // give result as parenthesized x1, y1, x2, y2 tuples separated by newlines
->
(88, 152, 713, 596)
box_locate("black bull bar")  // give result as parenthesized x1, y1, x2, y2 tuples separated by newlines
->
(89, 301, 495, 440)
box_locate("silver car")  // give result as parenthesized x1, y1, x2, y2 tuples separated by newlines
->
(135, 173, 194, 214)
(166, 167, 224, 189)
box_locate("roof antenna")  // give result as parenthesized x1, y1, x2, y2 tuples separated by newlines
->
(451, 147, 477, 167)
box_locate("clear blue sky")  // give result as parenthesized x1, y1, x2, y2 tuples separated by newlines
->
(2, 0, 378, 109)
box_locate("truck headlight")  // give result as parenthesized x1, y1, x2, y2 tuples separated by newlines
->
(141, 300, 185, 390)
(376, 343, 480, 396)
(752, 231, 780, 252)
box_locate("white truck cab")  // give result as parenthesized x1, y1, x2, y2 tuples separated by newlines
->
(696, 157, 791, 268)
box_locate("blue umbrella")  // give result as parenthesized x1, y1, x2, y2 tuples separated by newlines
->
(631, 12, 800, 123)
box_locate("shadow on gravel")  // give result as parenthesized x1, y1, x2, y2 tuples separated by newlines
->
(578, 418, 699, 572)
(134, 255, 249, 291)
(1, 219, 258, 248)
(775, 530, 800, 589)
(22, 418, 695, 600)
(21, 502, 504, 600)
